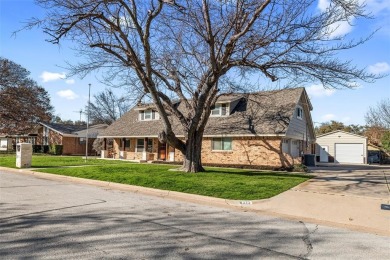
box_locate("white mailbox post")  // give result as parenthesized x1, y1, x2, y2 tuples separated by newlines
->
(16, 143, 32, 168)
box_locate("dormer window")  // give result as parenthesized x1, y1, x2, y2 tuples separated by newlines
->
(211, 103, 229, 117)
(139, 109, 159, 121)
(296, 107, 303, 120)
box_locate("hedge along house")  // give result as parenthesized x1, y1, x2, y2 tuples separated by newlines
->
(35, 123, 108, 155)
(98, 88, 316, 168)
(316, 130, 368, 164)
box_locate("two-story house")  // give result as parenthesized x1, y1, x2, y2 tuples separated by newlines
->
(98, 87, 316, 168)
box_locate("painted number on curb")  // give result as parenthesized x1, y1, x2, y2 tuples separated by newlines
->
(240, 201, 252, 205)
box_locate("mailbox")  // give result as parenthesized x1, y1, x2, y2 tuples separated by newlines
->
(16, 143, 32, 168)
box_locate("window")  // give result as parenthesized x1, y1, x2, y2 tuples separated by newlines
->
(139, 110, 159, 121)
(147, 139, 153, 152)
(212, 137, 232, 151)
(79, 137, 85, 144)
(296, 107, 303, 120)
(43, 127, 49, 145)
(136, 139, 144, 152)
(136, 139, 153, 152)
(124, 138, 130, 150)
(211, 103, 229, 116)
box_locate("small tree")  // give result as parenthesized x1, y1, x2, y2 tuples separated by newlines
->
(92, 138, 104, 155)
(381, 132, 390, 152)
(31, 0, 377, 172)
(365, 99, 390, 129)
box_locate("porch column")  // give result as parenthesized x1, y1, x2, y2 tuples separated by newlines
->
(142, 138, 147, 160)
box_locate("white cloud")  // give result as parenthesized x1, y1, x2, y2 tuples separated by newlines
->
(57, 89, 79, 100)
(321, 113, 336, 121)
(368, 62, 390, 74)
(327, 21, 353, 38)
(318, 0, 330, 12)
(363, 0, 390, 15)
(317, 0, 354, 38)
(306, 84, 336, 97)
(65, 79, 75, 84)
(40, 71, 66, 83)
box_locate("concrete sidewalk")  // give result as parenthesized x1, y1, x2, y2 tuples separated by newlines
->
(2, 166, 389, 236)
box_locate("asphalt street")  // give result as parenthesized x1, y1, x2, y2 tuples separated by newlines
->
(0, 169, 389, 259)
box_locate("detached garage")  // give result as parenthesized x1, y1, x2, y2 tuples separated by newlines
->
(316, 130, 367, 164)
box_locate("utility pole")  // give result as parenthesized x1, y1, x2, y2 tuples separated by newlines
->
(85, 83, 91, 162)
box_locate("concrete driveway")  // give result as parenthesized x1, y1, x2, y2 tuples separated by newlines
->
(306, 164, 390, 199)
(250, 164, 390, 235)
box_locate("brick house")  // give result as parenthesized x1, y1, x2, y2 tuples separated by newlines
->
(98, 88, 315, 168)
(0, 133, 38, 151)
(35, 123, 108, 155)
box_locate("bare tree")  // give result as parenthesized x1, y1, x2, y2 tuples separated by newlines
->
(30, 0, 377, 172)
(365, 99, 390, 128)
(87, 89, 133, 124)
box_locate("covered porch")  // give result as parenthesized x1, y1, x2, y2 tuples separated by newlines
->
(100, 137, 175, 162)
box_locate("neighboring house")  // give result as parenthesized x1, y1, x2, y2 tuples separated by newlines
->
(35, 123, 108, 155)
(0, 133, 37, 151)
(98, 88, 315, 168)
(316, 130, 368, 164)
(0, 135, 12, 151)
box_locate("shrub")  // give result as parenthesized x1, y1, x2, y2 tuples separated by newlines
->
(49, 144, 63, 155)
(32, 145, 43, 153)
(290, 164, 309, 173)
(43, 145, 50, 153)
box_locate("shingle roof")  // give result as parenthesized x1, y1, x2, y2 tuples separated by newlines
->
(100, 88, 306, 137)
(73, 124, 109, 138)
(41, 123, 108, 137)
(41, 123, 87, 134)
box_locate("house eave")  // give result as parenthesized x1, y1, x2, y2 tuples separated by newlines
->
(98, 133, 286, 138)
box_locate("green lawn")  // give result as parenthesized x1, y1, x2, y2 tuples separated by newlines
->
(0, 154, 133, 168)
(0, 154, 311, 200)
(37, 163, 310, 200)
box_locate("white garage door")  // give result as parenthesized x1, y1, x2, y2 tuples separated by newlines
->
(335, 143, 364, 164)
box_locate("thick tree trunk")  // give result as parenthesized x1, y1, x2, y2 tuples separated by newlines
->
(180, 131, 205, 173)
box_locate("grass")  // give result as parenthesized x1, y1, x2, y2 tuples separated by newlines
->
(0, 154, 311, 200)
(0, 154, 133, 168)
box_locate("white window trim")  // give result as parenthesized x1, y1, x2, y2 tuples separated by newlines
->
(139, 109, 159, 121)
(136, 138, 145, 152)
(296, 106, 303, 120)
(211, 137, 233, 151)
(210, 103, 229, 117)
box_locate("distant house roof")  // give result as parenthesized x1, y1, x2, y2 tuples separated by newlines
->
(40, 122, 108, 137)
(74, 124, 109, 138)
(316, 130, 367, 139)
(100, 87, 309, 138)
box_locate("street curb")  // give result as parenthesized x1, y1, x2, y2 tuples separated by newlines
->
(1, 166, 389, 236)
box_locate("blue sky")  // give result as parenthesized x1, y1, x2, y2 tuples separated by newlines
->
(1, 0, 389, 125)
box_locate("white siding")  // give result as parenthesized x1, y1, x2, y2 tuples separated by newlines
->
(285, 96, 315, 143)
(316, 131, 367, 164)
(285, 94, 315, 157)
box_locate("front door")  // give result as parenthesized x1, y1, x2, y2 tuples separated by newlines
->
(158, 142, 167, 160)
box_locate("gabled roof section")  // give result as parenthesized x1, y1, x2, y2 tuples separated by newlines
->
(73, 124, 108, 138)
(39, 122, 108, 137)
(316, 130, 367, 139)
(100, 87, 306, 138)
